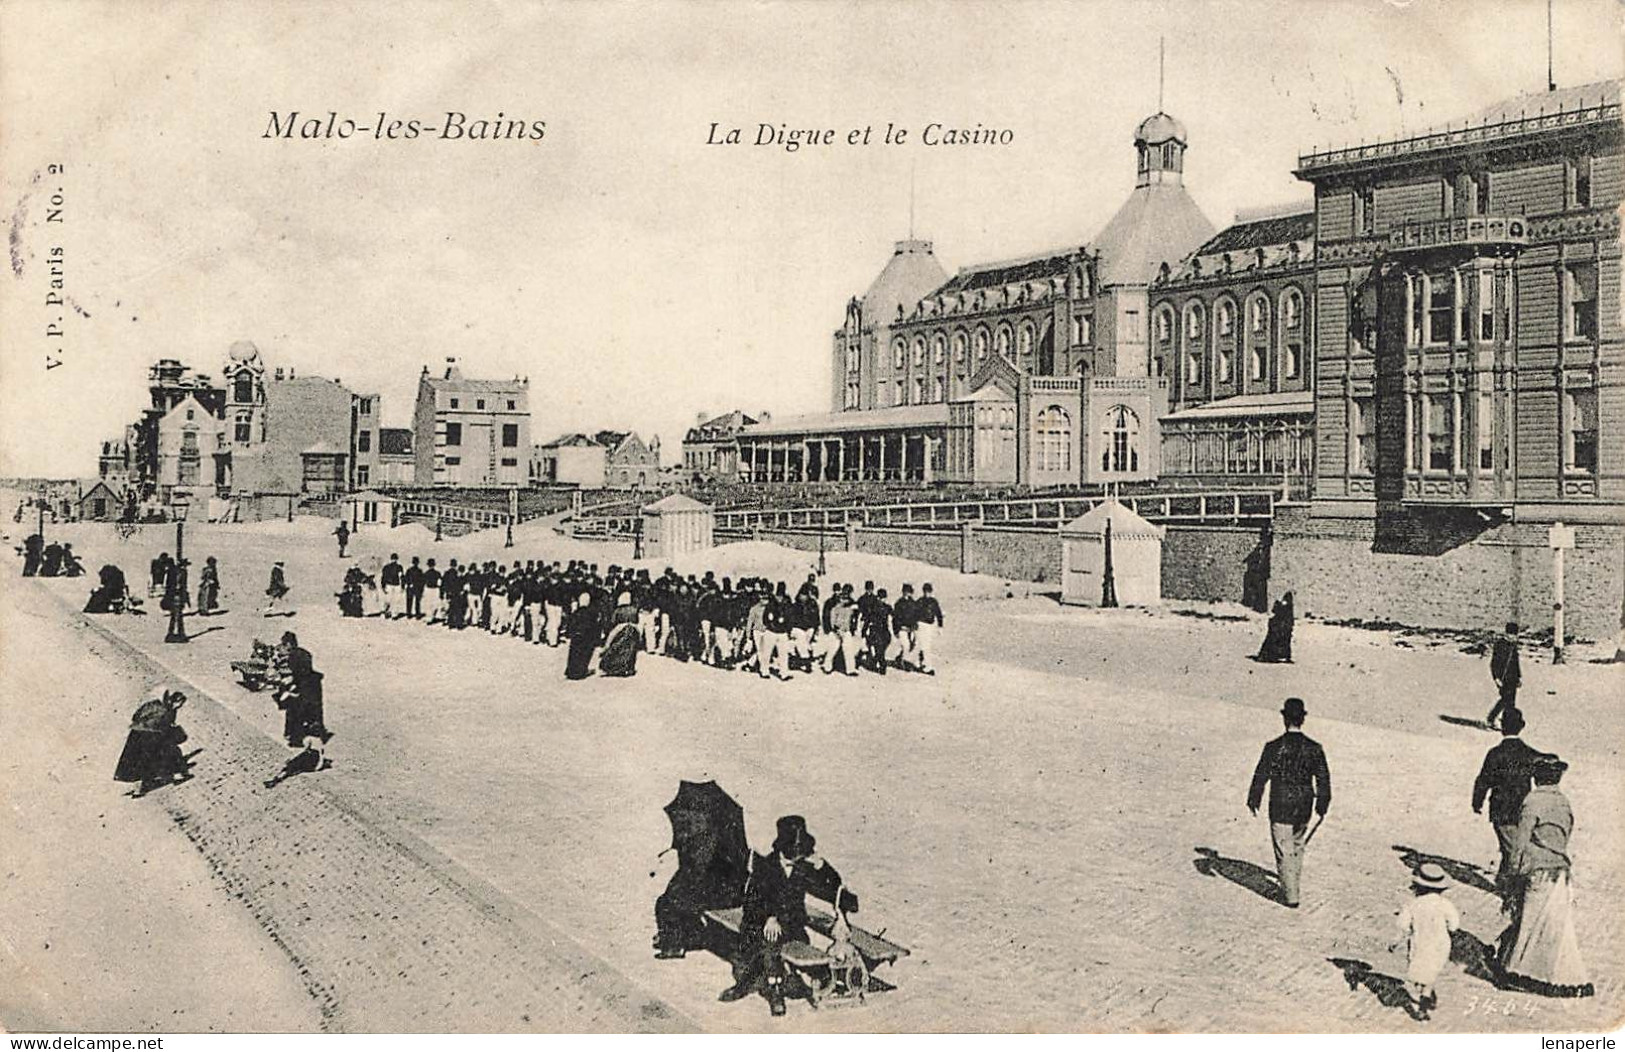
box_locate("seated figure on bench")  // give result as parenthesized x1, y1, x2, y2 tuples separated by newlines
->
(719, 814, 857, 1017)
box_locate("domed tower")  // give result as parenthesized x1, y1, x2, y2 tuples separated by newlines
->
(223, 340, 266, 448)
(1135, 112, 1188, 187)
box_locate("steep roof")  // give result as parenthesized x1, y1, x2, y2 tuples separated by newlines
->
(1092, 182, 1216, 288)
(934, 250, 1075, 295)
(643, 494, 710, 514)
(859, 239, 949, 326)
(542, 433, 602, 448)
(1195, 211, 1314, 256)
(1062, 498, 1164, 539)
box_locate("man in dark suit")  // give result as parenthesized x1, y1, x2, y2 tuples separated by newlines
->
(719, 815, 856, 1017)
(1486, 621, 1522, 730)
(1247, 697, 1332, 909)
(1472, 707, 1548, 895)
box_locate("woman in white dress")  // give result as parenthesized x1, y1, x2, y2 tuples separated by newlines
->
(1500, 755, 1594, 998)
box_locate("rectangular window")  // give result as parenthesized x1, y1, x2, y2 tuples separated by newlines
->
(1408, 276, 1422, 347)
(1567, 263, 1598, 340)
(1358, 187, 1375, 235)
(1284, 342, 1301, 380)
(1124, 310, 1142, 342)
(444, 422, 462, 446)
(1250, 345, 1266, 382)
(500, 457, 518, 467)
(1426, 395, 1452, 472)
(502, 423, 519, 448)
(1441, 178, 1455, 218)
(1427, 273, 1453, 344)
(913, 378, 925, 404)
(895, 379, 904, 406)
(359, 398, 372, 415)
(1407, 395, 1420, 471)
(1458, 271, 1471, 342)
(1473, 172, 1490, 216)
(1568, 390, 1598, 473)
(1478, 390, 1495, 473)
(477, 399, 486, 410)
(358, 430, 371, 453)
(1572, 156, 1593, 209)
(356, 465, 370, 486)
(1478, 271, 1494, 342)
(445, 456, 461, 466)
(507, 400, 516, 410)
(235, 420, 251, 443)
(92, 499, 107, 518)
(449, 397, 459, 409)
(1354, 397, 1375, 473)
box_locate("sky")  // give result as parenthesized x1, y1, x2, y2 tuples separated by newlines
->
(1, 0, 1620, 477)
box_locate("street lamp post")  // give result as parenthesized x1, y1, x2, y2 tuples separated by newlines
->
(164, 496, 191, 643)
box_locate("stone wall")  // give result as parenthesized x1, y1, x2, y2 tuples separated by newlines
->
(1274, 505, 1625, 641)
(729, 524, 1260, 601)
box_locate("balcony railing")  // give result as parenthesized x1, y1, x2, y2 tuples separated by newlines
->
(1298, 99, 1619, 171)
(1386, 215, 1529, 255)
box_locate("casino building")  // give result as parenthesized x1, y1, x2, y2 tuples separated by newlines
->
(736, 107, 1216, 488)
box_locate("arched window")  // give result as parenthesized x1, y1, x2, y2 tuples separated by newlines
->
(1017, 323, 1034, 360)
(995, 325, 1013, 359)
(1248, 294, 1269, 334)
(974, 327, 990, 362)
(1101, 405, 1141, 474)
(892, 339, 905, 369)
(911, 337, 925, 367)
(952, 330, 967, 364)
(932, 334, 946, 365)
(1281, 288, 1303, 330)
(1035, 407, 1072, 472)
(1184, 303, 1205, 340)
(233, 371, 254, 404)
(1216, 300, 1235, 336)
(1154, 306, 1174, 343)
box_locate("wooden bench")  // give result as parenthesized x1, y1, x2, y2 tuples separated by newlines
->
(230, 640, 278, 692)
(702, 899, 909, 1007)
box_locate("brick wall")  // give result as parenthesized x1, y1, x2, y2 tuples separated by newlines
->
(1274, 505, 1625, 640)
(1161, 526, 1260, 603)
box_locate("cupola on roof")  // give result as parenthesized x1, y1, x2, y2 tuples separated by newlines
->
(1135, 112, 1188, 146)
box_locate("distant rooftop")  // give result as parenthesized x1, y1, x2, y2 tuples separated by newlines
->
(1298, 79, 1620, 173)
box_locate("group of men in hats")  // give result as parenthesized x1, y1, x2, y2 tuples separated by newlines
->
(335, 553, 948, 681)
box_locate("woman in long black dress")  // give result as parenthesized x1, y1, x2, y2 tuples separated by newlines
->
(599, 592, 642, 678)
(114, 691, 190, 796)
(564, 592, 602, 680)
(1255, 591, 1295, 663)
(196, 556, 221, 614)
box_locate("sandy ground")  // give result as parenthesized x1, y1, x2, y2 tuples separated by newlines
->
(0, 575, 319, 1033)
(3, 512, 1622, 1032)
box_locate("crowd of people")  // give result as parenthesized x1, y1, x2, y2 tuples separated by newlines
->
(333, 553, 948, 683)
(17, 533, 84, 579)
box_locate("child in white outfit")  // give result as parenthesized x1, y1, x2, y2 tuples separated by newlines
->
(1392, 862, 1461, 1020)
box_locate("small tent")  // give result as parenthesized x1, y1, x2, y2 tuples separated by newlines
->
(641, 494, 714, 560)
(1059, 499, 1164, 607)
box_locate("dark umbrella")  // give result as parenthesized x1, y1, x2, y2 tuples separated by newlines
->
(663, 780, 750, 908)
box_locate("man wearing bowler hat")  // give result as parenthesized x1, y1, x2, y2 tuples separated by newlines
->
(1247, 697, 1332, 908)
(720, 815, 856, 1017)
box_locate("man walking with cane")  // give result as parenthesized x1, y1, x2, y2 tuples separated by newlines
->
(1247, 697, 1332, 909)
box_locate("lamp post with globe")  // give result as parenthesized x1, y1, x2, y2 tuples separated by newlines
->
(164, 496, 191, 644)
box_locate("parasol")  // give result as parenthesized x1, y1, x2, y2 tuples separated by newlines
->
(662, 779, 750, 908)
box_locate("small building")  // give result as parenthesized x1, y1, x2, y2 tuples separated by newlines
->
(77, 480, 126, 522)
(682, 410, 760, 483)
(641, 493, 714, 560)
(342, 489, 396, 529)
(533, 433, 607, 488)
(1059, 499, 1164, 607)
(596, 430, 661, 489)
